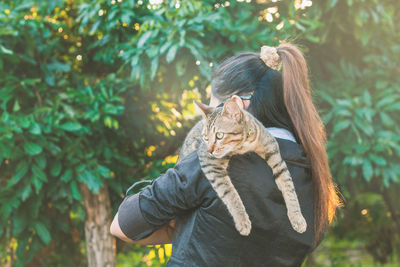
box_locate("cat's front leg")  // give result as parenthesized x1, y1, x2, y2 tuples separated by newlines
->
(256, 139, 307, 234)
(198, 153, 252, 236)
(275, 174, 307, 233)
(212, 176, 252, 236)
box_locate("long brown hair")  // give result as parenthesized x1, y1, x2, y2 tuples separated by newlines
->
(277, 42, 341, 245)
(211, 43, 341, 245)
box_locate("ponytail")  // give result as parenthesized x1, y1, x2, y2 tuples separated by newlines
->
(276, 42, 341, 246)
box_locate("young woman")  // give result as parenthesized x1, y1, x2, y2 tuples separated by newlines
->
(110, 42, 340, 266)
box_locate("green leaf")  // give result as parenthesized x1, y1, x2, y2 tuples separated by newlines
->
(376, 96, 395, 109)
(0, 143, 12, 158)
(160, 41, 171, 54)
(13, 213, 28, 235)
(59, 122, 82, 132)
(354, 117, 373, 136)
(333, 120, 351, 133)
(29, 123, 41, 135)
(137, 31, 152, 48)
(104, 116, 112, 128)
(98, 164, 111, 178)
(45, 71, 55, 85)
(70, 181, 82, 201)
(150, 56, 159, 80)
(76, 164, 86, 172)
(34, 222, 51, 245)
(32, 164, 47, 182)
(7, 161, 29, 188)
(18, 117, 31, 128)
(78, 170, 103, 193)
(145, 45, 159, 58)
(384, 102, 400, 111)
(166, 44, 178, 63)
(34, 154, 46, 169)
(13, 100, 20, 112)
(380, 112, 394, 127)
(50, 161, 62, 177)
(329, 0, 338, 8)
(24, 142, 42, 155)
(103, 103, 121, 115)
(32, 176, 43, 194)
(47, 61, 70, 72)
(61, 169, 73, 183)
(362, 160, 373, 182)
(15, 1, 35, 11)
(305, 34, 320, 43)
(21, 185, 32, 201)
(0, 45, 13, 55)
(89, 19, 101, 34)
(369, 154, 387, 166)
(112, 120, 119, 130)
(0, 197, 20, 218)
(336, 109, 352, 117)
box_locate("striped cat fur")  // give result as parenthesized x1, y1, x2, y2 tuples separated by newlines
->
(178, 99, 307, 236)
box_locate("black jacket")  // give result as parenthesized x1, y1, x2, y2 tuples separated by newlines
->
(117, 138, 316, 267)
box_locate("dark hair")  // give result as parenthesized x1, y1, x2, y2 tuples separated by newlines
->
(211, 52, 299, 142)
(211, 43, 341, 246)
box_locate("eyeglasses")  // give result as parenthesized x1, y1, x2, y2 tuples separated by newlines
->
(216, 93, 253, 108)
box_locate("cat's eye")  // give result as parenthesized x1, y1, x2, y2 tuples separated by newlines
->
(216, 132, 224, 140)
(203, 135, 209, 141)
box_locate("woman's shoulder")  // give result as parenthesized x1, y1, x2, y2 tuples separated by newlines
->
(173, 151, 215, 196)
(225, 138, 315, 252)
(227, 137, 311, 178)
(175, 150, 208, 183)
(225, 136, 313, 213)
(177, 138, 311, 193)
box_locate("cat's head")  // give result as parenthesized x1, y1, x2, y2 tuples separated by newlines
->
(194, 99, 247, 158)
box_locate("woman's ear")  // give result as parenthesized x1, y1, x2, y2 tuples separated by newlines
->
(231, 95, 245, 109)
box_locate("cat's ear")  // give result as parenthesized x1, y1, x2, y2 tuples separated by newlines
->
(194, 100, 214, 118)
(222, 99, 243, 122)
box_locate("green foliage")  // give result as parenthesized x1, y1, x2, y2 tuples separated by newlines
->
(0, 0, 399, 266)
(304, 234, 400, 267)
(310, 0, 400, 188)
(0, 0, 313, 265)
(117, 244, 171, 267)
(305, 0, 400, 264)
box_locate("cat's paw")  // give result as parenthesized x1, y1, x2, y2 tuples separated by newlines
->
(235, 217, 252, 236)
(288, 212, 307, 233)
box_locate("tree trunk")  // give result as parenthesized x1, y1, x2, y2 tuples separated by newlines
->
(79, 182, 116, 267)
(305, 252, 315, 267)
(382, 187, 400, 241)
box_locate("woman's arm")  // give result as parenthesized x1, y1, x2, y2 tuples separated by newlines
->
(110, 152, 209, 245)
(110, 212, 175, 245)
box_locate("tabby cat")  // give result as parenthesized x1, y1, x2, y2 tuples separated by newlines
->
(178, 99, 307, 236)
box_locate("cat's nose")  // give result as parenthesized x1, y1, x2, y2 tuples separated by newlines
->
(207, 146, 214, 154)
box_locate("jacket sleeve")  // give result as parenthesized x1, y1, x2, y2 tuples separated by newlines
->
(117, 151, 210, 241)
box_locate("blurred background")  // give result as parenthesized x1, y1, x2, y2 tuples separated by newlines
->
(0, 0, 399, 266)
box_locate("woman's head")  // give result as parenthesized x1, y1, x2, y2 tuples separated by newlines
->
(210, 42, 341, 246)
(210, 51, 297, 141)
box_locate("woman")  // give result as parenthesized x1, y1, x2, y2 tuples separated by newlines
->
(110, 43, 340, 266)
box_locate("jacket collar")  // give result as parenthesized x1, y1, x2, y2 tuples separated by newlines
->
(266, 127, 297, 143)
